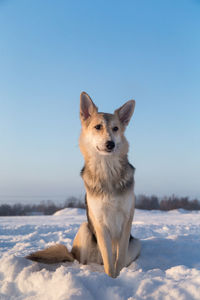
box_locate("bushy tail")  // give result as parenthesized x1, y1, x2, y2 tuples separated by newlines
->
(26, 244, 74, 264)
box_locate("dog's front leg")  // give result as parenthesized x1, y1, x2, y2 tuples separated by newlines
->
(96, 225, 116, 278)
(115, 217, 133, 275)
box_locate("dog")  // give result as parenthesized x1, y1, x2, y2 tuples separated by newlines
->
(26, 92, 141, 278)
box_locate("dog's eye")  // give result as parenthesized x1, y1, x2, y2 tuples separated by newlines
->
(113, 126, 118, 132)
(95, 124, 102, 130)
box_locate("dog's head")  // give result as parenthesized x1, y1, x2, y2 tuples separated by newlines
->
(79, 92, 135, 158)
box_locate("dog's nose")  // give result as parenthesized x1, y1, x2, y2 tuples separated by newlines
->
(106, 140, 115, 150)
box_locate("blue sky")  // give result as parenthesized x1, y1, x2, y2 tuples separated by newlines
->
(0, 0, 200, 203)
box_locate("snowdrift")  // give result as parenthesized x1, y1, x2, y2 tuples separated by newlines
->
(0, 208, 200, 299)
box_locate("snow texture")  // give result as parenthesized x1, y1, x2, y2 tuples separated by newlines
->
(0, 208, 200, 300)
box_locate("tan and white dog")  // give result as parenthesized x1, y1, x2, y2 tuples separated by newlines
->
(27, 92, 141, 278)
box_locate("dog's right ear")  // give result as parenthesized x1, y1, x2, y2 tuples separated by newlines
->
(80, 92, 98, 122)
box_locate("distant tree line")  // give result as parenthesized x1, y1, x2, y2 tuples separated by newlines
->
(135, 194, 200, 211)
(0, 195, 200, 216)
(0, 197, 85, 216)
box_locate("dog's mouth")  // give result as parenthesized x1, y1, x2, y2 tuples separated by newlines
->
(96, 146, 114, 154)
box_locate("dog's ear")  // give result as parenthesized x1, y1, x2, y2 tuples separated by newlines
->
(114, 100, 135, 126)
(80, 92, 98, 121)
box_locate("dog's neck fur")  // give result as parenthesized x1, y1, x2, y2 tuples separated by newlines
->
(81, 153, 134, 197)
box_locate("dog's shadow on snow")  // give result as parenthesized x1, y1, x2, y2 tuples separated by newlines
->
(136, 235, 200, 271)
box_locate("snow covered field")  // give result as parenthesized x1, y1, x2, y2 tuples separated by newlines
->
(0, 208, 200, 300)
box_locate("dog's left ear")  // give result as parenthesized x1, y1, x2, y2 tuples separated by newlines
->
(115, 100, 135, 126)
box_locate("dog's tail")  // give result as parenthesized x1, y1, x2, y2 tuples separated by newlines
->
(26, 244, 74, 264)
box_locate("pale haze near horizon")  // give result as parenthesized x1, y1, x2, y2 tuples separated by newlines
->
(0, 0, 200, 204)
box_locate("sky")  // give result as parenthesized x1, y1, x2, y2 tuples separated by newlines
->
(0, 0, 200, 204)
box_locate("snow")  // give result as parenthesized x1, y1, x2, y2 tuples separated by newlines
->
(0, 208, 200, 300)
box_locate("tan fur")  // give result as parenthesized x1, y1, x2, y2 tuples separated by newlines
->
(26, 92, 141, 278)
(26, 244, 74, 263)
(72, 222, 102, 264)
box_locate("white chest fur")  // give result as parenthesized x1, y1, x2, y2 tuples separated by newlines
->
(87, 190, 135, 239)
